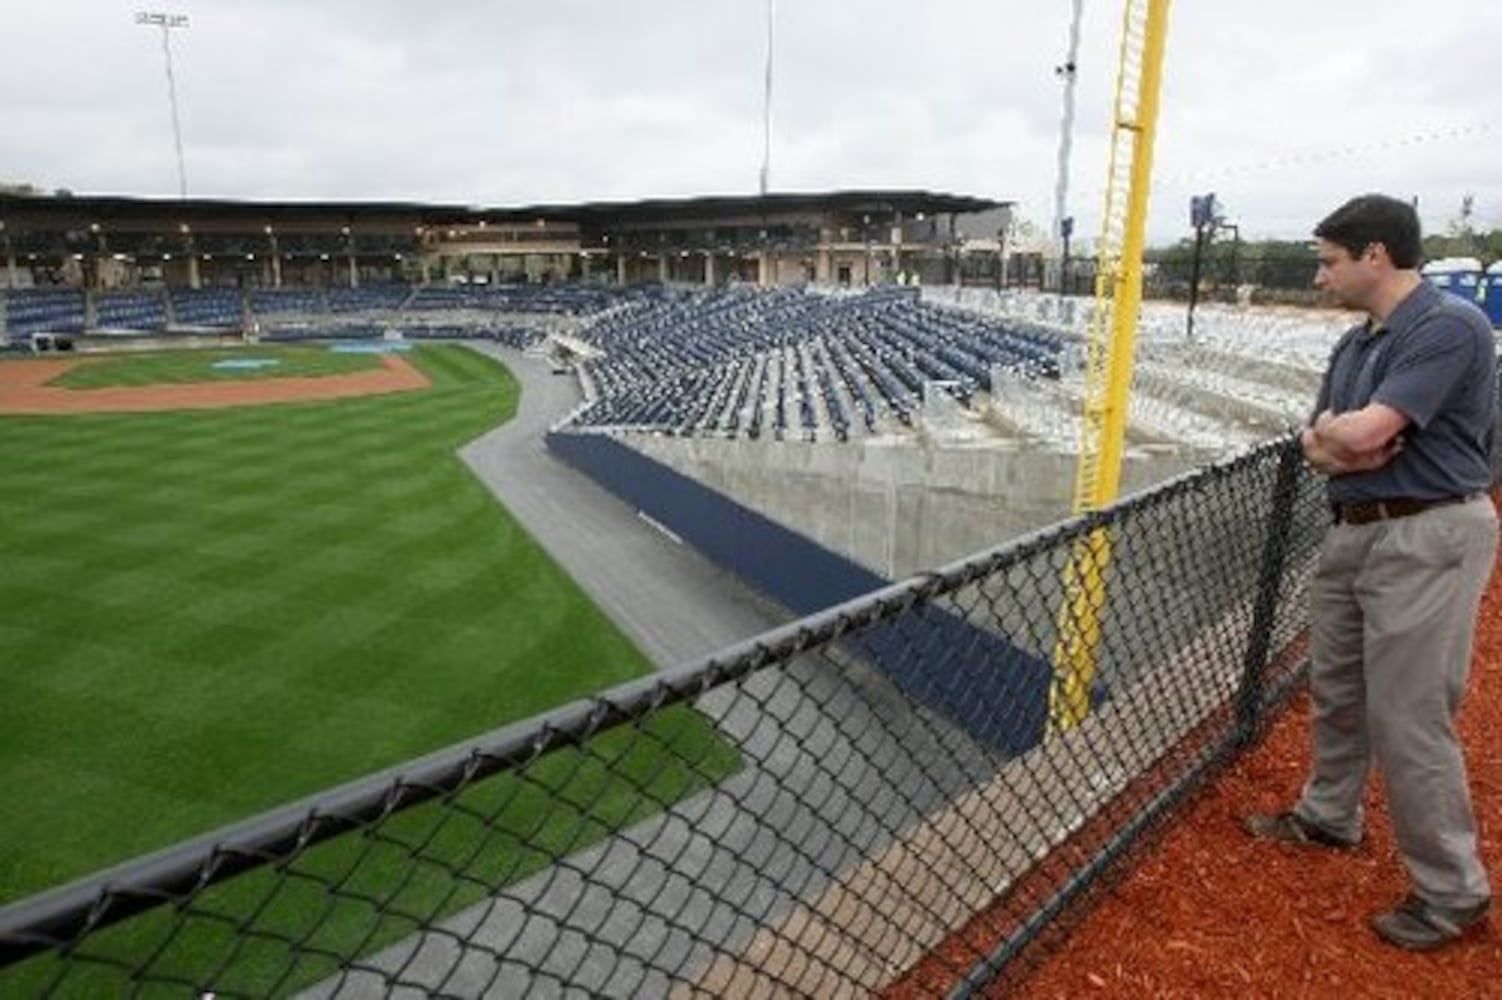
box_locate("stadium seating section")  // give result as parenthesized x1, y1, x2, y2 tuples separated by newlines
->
(572, 286, 1062, 440)
(1, 283, 1063, 441)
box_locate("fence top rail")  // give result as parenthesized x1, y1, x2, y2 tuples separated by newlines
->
(0, 433, 1299, 963)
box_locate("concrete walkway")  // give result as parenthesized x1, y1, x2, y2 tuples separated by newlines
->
(458, 343, 788, 670)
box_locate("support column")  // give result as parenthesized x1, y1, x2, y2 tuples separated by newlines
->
(6, 255, 17, 290)
(421, 257, 432, 286)
(347, 254, 359, 288)
(758, 252, 771, 287)
(704, 252, 716, 287)
(188, 254, 201, 290)
(616, 255, 627, 286)
(265, 230, 281, 287)
(491, 253, 501, 285)
(658, 254, 669, 283)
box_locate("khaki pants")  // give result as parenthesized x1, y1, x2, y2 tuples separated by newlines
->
(1296, 495, 1497, 906)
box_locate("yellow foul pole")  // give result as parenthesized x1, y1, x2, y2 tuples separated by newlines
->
(1049, 0, 1172, 731)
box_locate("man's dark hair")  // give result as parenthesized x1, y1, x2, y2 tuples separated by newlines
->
(1314, 194, 1422, 269)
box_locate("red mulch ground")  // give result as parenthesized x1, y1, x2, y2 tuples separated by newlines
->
(1012, 505, 1502, 999)
(895, 498, 1502, 999)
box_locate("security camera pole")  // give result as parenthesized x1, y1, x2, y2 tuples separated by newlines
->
(135, 11, 190, 199)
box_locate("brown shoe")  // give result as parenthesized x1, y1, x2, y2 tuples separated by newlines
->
(1372, 894, 1490, 951)
(1243, 811, 1357, 848)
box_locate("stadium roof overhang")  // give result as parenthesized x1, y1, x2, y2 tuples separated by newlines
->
(487, 190, 1007, 226)
(0, 189, 1008, 232)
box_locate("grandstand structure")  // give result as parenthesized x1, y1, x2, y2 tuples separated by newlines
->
(0, 189, 1015, 297)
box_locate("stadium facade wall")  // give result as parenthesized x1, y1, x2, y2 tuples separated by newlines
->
(544, 428, 1053, 756)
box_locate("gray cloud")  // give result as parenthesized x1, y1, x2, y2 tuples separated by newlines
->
(4, 1, 1500, 243)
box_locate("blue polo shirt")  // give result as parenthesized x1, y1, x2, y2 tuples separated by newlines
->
(1314, 280, 1496, 504)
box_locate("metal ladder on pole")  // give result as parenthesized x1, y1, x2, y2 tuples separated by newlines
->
(1050, 0, 1173, 731)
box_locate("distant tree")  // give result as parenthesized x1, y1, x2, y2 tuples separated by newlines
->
(1423, 220, 1501, 265)
(1480, 228, 1502, 262)
(1147, 236, 1315, 292)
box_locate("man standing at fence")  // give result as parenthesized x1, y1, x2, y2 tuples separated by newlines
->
(1244, 193, 1498, 950)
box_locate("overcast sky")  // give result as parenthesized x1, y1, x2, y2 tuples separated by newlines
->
(5, 1, 1501, 246)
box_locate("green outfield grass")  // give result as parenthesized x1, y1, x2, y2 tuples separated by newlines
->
(0, 344, 740, 993)
(48, 344, 383, 388)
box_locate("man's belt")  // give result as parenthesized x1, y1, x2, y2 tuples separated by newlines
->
(1332, 495, 1473, 525)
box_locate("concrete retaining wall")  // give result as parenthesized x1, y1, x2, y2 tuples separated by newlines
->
(628, 435, 1201, 578)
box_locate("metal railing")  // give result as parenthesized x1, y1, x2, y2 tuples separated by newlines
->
(0, 435, 1330, 997)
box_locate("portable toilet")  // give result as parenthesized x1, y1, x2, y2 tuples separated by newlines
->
(1422, 257, 1484, 305)
(1484, 261, 1502, 329)
(1420, 258, 1452, 294)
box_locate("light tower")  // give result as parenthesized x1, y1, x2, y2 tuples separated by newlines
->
(135, 11, 190, 199)
(1051, 0, 1084, 292)
(759, 0, 775, 196)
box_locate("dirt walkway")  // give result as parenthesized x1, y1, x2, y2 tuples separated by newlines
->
(0, 355, 429, 414)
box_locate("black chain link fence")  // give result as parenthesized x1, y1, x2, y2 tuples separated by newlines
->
(0, 436, 1339, 997)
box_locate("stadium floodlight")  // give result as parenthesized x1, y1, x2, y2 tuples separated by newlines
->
(135, 11, 190, 199)
(759, 0, 774, 196)
(1051, 0, 1083, 284)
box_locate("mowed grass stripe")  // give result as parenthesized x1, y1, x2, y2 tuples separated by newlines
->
(0, 343, 740, 994)
(11, 706, 738, 998)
